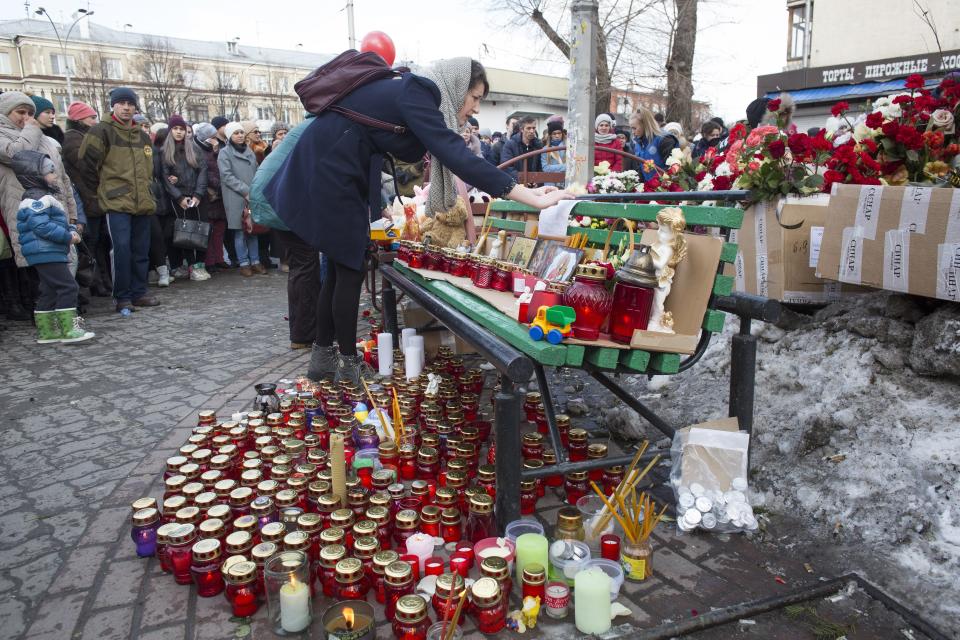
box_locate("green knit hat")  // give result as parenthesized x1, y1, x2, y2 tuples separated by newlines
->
(31, 95, 55, 115)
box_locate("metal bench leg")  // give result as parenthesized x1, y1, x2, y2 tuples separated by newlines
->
(382, 279, 399, 346)
(729, 316, 756, 465)
(495, 376, 522, 532)
(533, 363, 566, 463)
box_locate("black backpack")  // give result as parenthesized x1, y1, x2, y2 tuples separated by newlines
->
(295, 50, 410, 134)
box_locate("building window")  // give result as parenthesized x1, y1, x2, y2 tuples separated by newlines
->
(255, 106, 275, 120)
(182, 68, 199, 87)
(279, 76, 289, 93)
(218, 72, 240, 90)
(55, 95, 70, 114)
(50, 53, 76, 75)
(0, 52, 11, 74)
(787, 3, 812, 61)
(104, 57, 122, 80)
(250, 74, 268, 92)
(187, 105, 207, 122)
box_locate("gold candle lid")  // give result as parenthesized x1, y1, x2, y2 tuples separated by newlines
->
(320, 544, 346, 567)
(385, 560, 413, 584)
(435, 572, 465, 597)
(198, 518, 224, 537)
(330, 508, 354, 527)
(156, 522, 179, 544)
(251, 541, 278, 562)
(225, 530, 252, 553)
(480, 555, 508, 578)
(175, 506, 201, 524)
(420, 505, 441, 524)
(283, 530, 310, 551)
(435, 487, 457, 506)
(523, 562, 546, 584)
(224, 560, 257, 585)
(440, 507, 461, 525)
(132, 507, 159, 526)
(131, 497, 157, 512)
(233, 515, 257, 532)
(257, 479, 280, 496)
(261, 522, 286, 543)
(353, 519, 377, 537)
(568, 428, 588, 442)
(469, 493, 494, 514)
(334, 557, 364, 583)
(566, 470, 588, 481)
(395, 594, 428, 622)
(167, 523, 196, 545)
(587, 443, 608, 458)
(373, 550, 400, 571)
(557, 507, 583, 528)
(471, 576, 501, 606)
(353, 535, 379, 556)
(365, 505, 389, 524)
(320, 527, 345, 545)
(297, 513, 322, 533)
(395, 509, 419, 528)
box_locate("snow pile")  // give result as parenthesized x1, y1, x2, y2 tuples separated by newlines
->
(601, 292, 960, 627)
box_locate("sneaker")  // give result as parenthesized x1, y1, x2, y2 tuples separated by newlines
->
(252, 263, 268, 275)
(239, 266, 254, 277)
(34, 310, 61, 344)
(148, 269, 159, 285)
(172, 264, 190, 279)
(194, 264, 211, 280)
(280, 263, 290, 273)
(157, 265, 171, 287)
(115, 301, 136, 313)
(190, 265, 206, 281)
(290, 342, 311, 350)
(132, 295, 161, 307)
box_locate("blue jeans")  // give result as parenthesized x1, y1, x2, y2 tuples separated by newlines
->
(233, 230, 260, 267)
(106, 212, 151, 302)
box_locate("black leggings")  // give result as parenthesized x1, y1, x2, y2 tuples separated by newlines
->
(316, 258, 365, 356)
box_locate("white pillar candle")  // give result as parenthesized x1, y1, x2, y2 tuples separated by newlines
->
(377, 332, 393, 376)
(405, 532, 435, 573)
(405, 347, 423, 380)
(400, 328, 416, 354)
(574, 567, 611, 634)
(279, 577, 311, 632)
(408, 335, 425, 368)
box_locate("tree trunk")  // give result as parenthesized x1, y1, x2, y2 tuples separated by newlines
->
(594, 15, 612, 118)
(666, 0, 697, 132)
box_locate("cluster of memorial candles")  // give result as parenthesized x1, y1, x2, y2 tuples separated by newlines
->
(129, 348, 631, 638)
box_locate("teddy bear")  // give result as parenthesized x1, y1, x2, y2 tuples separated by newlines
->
(419, 196, 470, 249)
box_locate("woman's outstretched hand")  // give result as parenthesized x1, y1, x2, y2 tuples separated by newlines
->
(509, 184, 576, 210)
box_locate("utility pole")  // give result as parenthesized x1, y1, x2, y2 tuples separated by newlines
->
(346, 0, 356, 49)
(565, 0, 598, 189)
(34, 6, 93, 104)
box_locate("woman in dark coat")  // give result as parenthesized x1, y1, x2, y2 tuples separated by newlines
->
(161, 115, 208, 280)
(266, 58, 571, 384)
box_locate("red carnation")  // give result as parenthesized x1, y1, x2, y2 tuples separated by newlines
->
(881, 121, 901, 138)
(830, 101, 849, 117)
(767, 98, 781, 112)
(862, 138, 878, 154)
(905, 74, 925, 90)
(811, 131, 833, 152)
(787, 133, 811, 158)
(865, 112, 884, 129)
(728, 122, 747, 142)
(768, 139, 786, 159)
(712, 175, 734, 190)
(892, 95, 913, 105)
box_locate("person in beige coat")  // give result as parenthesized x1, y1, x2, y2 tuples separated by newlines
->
(0, 91, 77, 268)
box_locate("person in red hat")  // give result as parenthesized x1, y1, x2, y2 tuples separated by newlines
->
(62, 101, 111, 296)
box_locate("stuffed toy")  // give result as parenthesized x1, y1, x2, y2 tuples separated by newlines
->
(419, 196, 470, 249)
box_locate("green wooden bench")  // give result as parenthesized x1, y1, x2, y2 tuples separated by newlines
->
(379, 192, 780, 528)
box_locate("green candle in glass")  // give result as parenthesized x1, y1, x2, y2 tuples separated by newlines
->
(514, 533, 548, 592)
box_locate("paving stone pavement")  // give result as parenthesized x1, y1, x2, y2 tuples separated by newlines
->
(0, 270, 935, 640)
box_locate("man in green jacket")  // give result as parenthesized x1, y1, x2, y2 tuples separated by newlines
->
(79, 87, 158, 313)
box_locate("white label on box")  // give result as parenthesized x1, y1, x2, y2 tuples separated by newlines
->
(839, 226, 864, 284)
(823, 281, 843, 301)
(936, 243, 960, 301)
(754, 202, 769, 297)
(899, 186, 931, 234)
(946, 190, 960, 243)
(809, 226, 824, 268)
(783, 290, 828, 304)
(883, 229, 911, 292)
(855, 185, 883, 240)
(734, 250, 746, 293)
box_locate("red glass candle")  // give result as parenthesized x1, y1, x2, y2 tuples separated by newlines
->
(601, 534, 622, 561)
(223, 561, 260, 617)
(384, 561, 415, 620)
(166, 524, 197, 585)
(471, 577, 507, 634)
(399, 554, 421, 582)
(464, 494, 496, 544)
(471, 257, 495, 289)
(190, 538, 225, 597)
(424, 556, 445, 576)
(392, 594, 431, 640)
(610, 280, 655, 343)
(372, 550, 400, 604)
(480, 556, 512, 596)
(602, 466, 625, 496)
(587, 443, 608, 482)
(449, 552, 470, 578)
(420, 505, 441, 538)
(491, 262, 511, 292)
(334, 557, 369, 600)
(567, 429, 588, 462)
(520, 480, 538, 515)
(564, 471, 588, 505)
(522, 563, 546, 601)
(431, 573, 466, 625)
(440, 508, 462, 543)
(563, 264, 613, 340)
(319, 544, 347, 598)
(393, 510, 419, 549)
(543, 450, 563, 488)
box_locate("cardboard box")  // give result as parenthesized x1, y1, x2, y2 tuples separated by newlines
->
(816, 185, 960, 302)
(729, 195, 867, 304)
(400, 299, 475, 358)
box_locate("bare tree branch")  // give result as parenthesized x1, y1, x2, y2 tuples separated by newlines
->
(134, 37, 191, 120)
(531, 7, 571, 58)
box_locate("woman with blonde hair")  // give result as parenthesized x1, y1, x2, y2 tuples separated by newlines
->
(629, 106, 678, 181)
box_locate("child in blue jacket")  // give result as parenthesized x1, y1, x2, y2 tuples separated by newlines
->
(13, 149, 95, 343)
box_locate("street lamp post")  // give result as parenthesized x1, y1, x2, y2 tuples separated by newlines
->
(34, 7, 94, 104)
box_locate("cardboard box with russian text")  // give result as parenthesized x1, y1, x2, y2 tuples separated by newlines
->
(815, 185, 960, 302)
(400, 299, 476, 357)
(728, 195, 868, 304)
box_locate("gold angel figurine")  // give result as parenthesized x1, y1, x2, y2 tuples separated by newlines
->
(647, 207, 687, 333)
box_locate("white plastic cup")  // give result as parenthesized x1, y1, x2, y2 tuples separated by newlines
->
(377, 332, 393, 376)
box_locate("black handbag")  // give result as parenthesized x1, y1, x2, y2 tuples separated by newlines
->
(75, 240, 97, 287)
(171, 201, 210, 251)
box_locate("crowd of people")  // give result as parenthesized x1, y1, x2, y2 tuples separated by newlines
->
(0, 87, 294, 346)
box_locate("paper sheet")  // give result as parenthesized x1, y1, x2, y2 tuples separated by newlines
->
(537, 200, 578, 239)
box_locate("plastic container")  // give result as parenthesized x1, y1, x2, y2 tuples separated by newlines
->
(576, 495, 616, 555)
(504, 519, 544, 543)
(584, 558, 624, 600)
(474, 537, 516, 571)
(548, 540, 591, 585)
(352, 448, 382, 471)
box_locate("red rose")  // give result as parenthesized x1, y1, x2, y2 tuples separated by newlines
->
(728, 122, 747, 141)
(905, 74, 925, 90)
(703, 147, 717, 162)
(712, 175, 734, 190)
(830, 101, 849, 117)
(865, 112, 884, 129)
(767, 98, 781, 112)
(694, 171, 707, 181)
(787, 133, 811, 158)
(768, 139, 786, 159)
(668, 182, 684, 192)
(645, 176, 661, 190)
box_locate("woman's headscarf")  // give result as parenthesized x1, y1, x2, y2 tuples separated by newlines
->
(416, 57, 472, 217)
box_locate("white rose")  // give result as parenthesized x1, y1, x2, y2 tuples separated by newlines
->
(715, 162, 733, 177)
(696, 176, 714, 191)
(853, 123, 877, 142)
(667, 148, 685, 166)
(930, 109, 955, 134)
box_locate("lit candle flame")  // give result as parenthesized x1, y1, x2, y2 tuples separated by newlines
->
(343, 607, 355, 630)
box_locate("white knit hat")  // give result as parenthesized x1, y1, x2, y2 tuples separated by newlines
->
(224, 122, 244, 140)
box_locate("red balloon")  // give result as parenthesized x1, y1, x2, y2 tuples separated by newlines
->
(360, 31, 396, 67)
